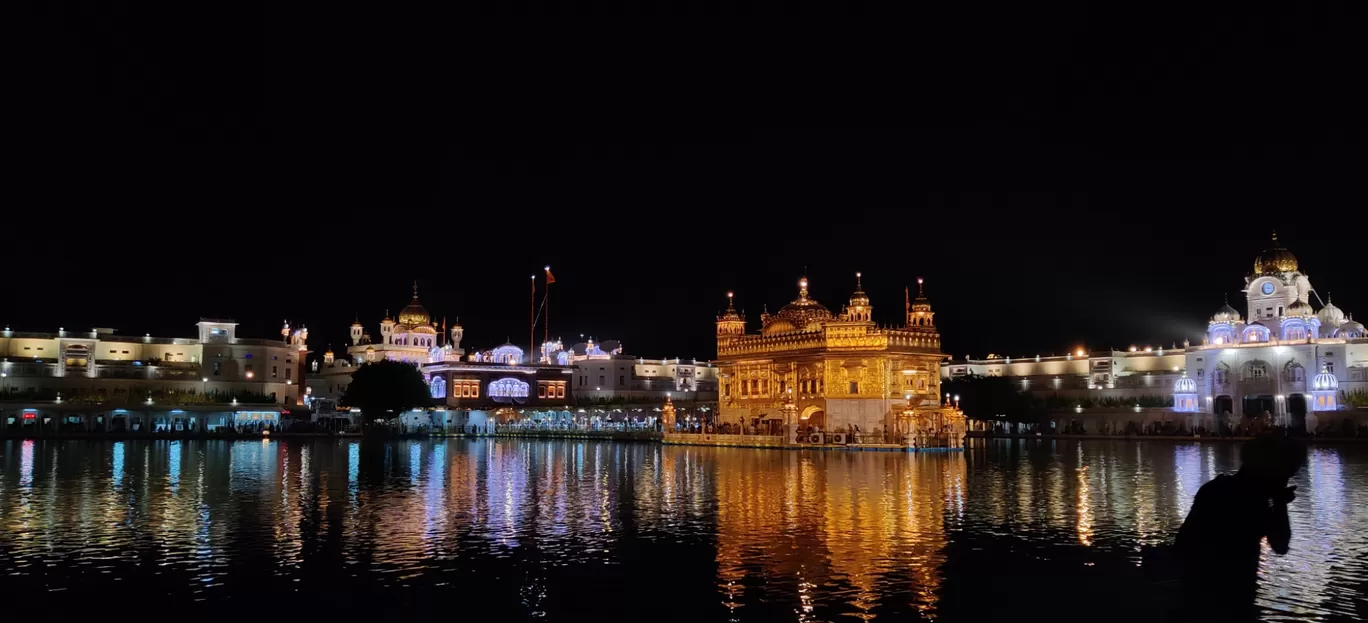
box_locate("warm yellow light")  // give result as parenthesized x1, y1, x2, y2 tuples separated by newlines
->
(1075, 348, 1085, 357)
(727, 291, 734, 298)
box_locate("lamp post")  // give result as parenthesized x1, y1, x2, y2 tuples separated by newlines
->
(202, 377, 208, 401)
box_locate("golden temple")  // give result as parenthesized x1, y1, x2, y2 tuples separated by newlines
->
(715, 274, 964, 445)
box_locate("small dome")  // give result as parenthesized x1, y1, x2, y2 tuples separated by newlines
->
(1312, 367, 1339, 391)
(1318, 298, 1346, 327)
(849, 272, 870, 307)
(1173, 372, 1197, 394)
(1253, 232, 1299, 275)
(1339, 319, 1365, 338)
(1286, 300, 1314, 318)
(350, 319, 363, 328)
(1212, 300, 1242, 323)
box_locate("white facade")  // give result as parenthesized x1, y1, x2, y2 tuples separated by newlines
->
(347, 284, 455, 366)
(1, 319, 305, 407)
(571, 355, 719, 403)
(943, 235, 1367, 433)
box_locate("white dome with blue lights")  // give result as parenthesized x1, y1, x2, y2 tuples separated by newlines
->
(1312, 367, 1339, 391)
(1173, 373, 1197, 394)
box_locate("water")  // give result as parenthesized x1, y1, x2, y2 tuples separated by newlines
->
(0, 439, 1364, 621)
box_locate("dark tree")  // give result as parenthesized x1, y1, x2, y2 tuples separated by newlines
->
(943, 373, 1045, 424)
(340, 360, 431, 433)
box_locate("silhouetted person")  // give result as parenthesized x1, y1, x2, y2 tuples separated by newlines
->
(1174, 435, 1306, 622)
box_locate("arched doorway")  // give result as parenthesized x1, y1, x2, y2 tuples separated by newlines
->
(799, 406, 826, 431)
(1287, 394, 1307, 430)
(1213, 395, 1234, 417)
(1242, 395, 1274, 419)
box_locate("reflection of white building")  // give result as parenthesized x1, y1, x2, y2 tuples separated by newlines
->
(944, 235, 1367, 433)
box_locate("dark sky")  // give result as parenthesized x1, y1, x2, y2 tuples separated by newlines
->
(11, 3, 1362, 364)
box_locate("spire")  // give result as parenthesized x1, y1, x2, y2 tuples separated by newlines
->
(855, 271, 863, 291)
(413, 280, 419, 298)
(726, 291, 737, 313)
(798, 276, 809, 300)
(905, 286, 911, 314)
(1271, 230, 1279, 244)
(915, 277, 927, 301)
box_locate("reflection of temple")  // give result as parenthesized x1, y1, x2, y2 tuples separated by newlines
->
(708, 449, 965, 617)
(715, 275, 960, 441)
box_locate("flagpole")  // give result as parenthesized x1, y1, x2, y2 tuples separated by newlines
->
(544, 266, 553, 347)
(530, 275, 536, 362)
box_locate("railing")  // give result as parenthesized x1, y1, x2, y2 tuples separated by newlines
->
(663, 432, 785, 447)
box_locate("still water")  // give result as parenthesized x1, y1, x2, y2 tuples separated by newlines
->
(0, 439, 1364, 621)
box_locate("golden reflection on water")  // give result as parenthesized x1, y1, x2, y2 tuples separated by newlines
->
(1, 439, 1366, 621)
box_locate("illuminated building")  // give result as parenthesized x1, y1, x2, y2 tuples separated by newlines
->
(715, 274, 960, 442)
(346, 282, 449, 365)
(570, 353, 719, 404)
(1, 319, 307, 432)
(943, 234, 1367, 433)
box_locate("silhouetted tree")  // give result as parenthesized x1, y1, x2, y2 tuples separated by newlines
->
(341, 360, 431, 434)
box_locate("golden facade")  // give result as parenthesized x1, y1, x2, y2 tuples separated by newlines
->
(716, 275, 962, 443)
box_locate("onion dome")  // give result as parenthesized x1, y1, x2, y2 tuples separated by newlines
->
(1339, 317, 1365, 338)
(1318, 296, 1346, 327)
(1286, 299, 1314, 318)
(350, 317, 363, 329)
(1173, 372, 1197, 394)
(1253, 231, 1299, 275)
(397, 281, 431, 327)
(380, 309, 395, 325)
(719, 291, 742, 322)
(767, 277, 832, 333)
(849, 272, 870, 307)
(1212, 297, 1242, 323)
(1312, 366, 1339, 391)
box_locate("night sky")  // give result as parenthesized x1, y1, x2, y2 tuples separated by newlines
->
(11, 4, 1361, 365)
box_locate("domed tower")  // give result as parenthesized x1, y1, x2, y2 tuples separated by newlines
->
(716, 292, 746, 336)
(349, 315, 363, 346)
(450, 317, 464, 351)
(379, 310, 395, 344)
(323, 347, 335, 365)
(1311, 365, 1339, 412)
(845, 272, 872, 322)
(1172, 371, 1198, 412)
(1246, 232, 1313, 323)
(398, 281, 431, 328)
(1207, 296, 1243, 345)
(905, 278, 935, 327)
(1318, 296, 1346, 328)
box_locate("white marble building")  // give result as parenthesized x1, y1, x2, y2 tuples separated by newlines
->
(944, 235, 1366, 433)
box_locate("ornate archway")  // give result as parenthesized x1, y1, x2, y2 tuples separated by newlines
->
(799, 405, 826, 430)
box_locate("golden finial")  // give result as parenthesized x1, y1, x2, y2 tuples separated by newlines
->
(855, 271, 863, 290)
(798, 276, 809, 299)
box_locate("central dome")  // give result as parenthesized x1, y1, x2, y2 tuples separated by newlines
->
(397, 283, 431, 327)
(764, 277, 832, 334)
(1253, 232, 1299, 275)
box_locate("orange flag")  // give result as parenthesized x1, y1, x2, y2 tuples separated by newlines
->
(545, 267, 556, 284)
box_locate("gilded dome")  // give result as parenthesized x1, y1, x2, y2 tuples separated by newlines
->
(1253, 232, 1298, 275)
(397, 282, 430, 327)
(848, 272, 870, 307)
(766, 277, 832, 333)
